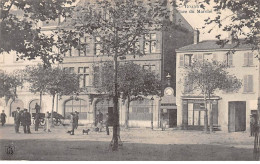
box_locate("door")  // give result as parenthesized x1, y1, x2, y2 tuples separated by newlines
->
(228, 101, 246, 132)
(168, 109, 177, 127)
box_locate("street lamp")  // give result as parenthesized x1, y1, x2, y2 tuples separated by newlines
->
(151, 97, 154, 130)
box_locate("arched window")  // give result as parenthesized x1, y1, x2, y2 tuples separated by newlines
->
(10, 99, 24, 116)
(64, 99, 88, 120)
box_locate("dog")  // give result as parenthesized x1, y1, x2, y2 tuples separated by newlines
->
(82, 129, 90, 135)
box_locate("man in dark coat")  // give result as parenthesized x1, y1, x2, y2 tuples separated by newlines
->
(70, 113, 75, 135)
(104, 113, 109, 135)
(35, 112, 40, 131)
(22, 109, 31, 134)
(74, 111, 79, 129)
(1, 110, 7, 126)
(13, 107, 21, 133)
(35, 103, 41, 113)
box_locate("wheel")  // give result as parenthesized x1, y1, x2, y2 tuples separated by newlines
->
(40, 119, 46, 126)
(53, 118, 61, 126)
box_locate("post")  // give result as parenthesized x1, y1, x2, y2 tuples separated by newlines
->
(151, 97, 154, 130)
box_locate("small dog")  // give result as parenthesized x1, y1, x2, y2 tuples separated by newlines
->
(82, 129, 90, 135)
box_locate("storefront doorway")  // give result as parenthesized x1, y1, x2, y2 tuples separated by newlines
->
(228, 101, 246, 132)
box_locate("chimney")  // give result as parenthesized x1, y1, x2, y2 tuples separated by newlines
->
(194, 29, 200, 44)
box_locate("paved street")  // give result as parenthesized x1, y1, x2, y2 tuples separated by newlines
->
(0, 124, 257, 161)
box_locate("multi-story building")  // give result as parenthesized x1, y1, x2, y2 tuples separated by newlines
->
(176, 32, 259, 132)
(1, 1, 194, 128)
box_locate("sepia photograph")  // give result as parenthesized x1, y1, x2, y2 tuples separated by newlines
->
(0, 0, 259, 161)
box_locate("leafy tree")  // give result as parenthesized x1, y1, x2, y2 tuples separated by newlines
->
(94, 61, 161, 129)
(184, 60, 242, 133)
(23, 64, 52, 109)
(45, 67, 79, 126)
(0, 0, 76, 66)
(58, 0, 170, 151)
(0, 71, 23, 106)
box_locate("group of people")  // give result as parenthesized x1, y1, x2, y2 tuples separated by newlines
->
(13, 107, 32, 134)
(69, 111, 79, 135)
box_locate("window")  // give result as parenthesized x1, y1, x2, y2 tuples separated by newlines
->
(244, 52, 253, 66)
(179, 54, 193, 67)
(78, 67, 90, 88)
(225, 53, 233, 66)
(144, 33, 157, 53)
(64, 99, 88, 119)
(184, 76, 193, 93)
(95, 37, 103, 56)
(243, 75, 253, 93)
(143, 65, 156, 72)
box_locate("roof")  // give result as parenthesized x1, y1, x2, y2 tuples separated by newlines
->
(176, 40, 254, 52)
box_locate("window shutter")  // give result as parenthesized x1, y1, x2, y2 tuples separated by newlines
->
(228, 54, 233, 66)
(248, 53, 253, 66)
(244, 53, 248, 66)
(243, 75, 248, 92)
(180, 54, 184, 67)
(213, 53, 217, 61)
(198, 54, 203, 63)
(139, 35, 144, 53)
(156, 31, 161, 53)
(248, 75, 253, 92)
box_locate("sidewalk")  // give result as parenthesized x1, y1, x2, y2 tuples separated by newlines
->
(0, 125, 257, 160)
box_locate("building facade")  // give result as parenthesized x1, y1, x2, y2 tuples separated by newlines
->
(0, 1, 194, 129)
(176, 34, 259, 132)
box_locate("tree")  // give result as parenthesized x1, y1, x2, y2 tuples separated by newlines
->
(0, 0, 76, 66)
(45, 67, 79, 126)
(184, 60, 242, 133)
(0, 71, 23, 109)
(58, 0, 170, 151)
(94, 61, 161, 129)
(23, 64, 51, 109)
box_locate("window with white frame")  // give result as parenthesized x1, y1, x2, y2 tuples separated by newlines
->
(179, 54, 193, 67)
(225, 53, 233, 66)
(244, 52, 253, 66)
(243, 75, 253, 93)
(78, 67, 90, 88)
(144, 33, 157, 54)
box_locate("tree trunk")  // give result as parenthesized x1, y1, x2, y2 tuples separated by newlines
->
(39, 91, 42, 112)
(51, 94, 55, 127)
(112, 52, 119, 151)
(125, 96, 130, 129)
(204, 94, 208, 133)
(209, 101, 213, 133)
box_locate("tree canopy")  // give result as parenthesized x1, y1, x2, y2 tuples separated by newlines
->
(0, 0, 76, 66)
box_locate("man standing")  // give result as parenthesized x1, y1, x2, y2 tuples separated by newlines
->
(104, 113, 109, 135)
(70, 113, 75, 135)
(35, 103, 41, 113)
(1, 110, 7, 126)
(13, 107, 21, 133)
(250, 114, 256, 137)
(35, 112, 40, 131)
(96, 110, 103, 132)
(22, 109, 31, 134)
(74, 111, 79, 129)
(44, 111, 51, 132)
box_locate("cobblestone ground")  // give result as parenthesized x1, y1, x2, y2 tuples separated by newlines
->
(0, 124, 258, 161)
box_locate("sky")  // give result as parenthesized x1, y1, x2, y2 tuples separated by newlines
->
(176, 0, 230, 41)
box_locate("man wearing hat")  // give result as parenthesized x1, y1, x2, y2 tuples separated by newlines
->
(13, 107, 21, 133)
(250, 114, 256, 137)
(1, 110, 7, 126)
(22, 109, 31, 134)
(70, 112, 75, 135)
(74, 111, 79, 129)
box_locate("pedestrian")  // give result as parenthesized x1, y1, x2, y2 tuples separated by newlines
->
(1, 110, 7, 126)
(44, 111, 51, 132)
(35, 112, 40, 131)
(22, 109, 31, 134)
(104, 113, 109, 135)
(35, 103, 41, 113)
(161, 113, 166, 131)
(97, 110, 103, 123)
(250, 114, 256, 137)
(74, 111, 79, 129)
(13, 107, 21, 133)
(70, 112, 75, 135)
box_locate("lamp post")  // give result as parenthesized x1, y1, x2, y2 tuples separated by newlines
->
(151, 97, 154, 130)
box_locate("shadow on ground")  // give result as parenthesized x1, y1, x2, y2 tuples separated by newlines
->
(0, 139, 256, 161)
